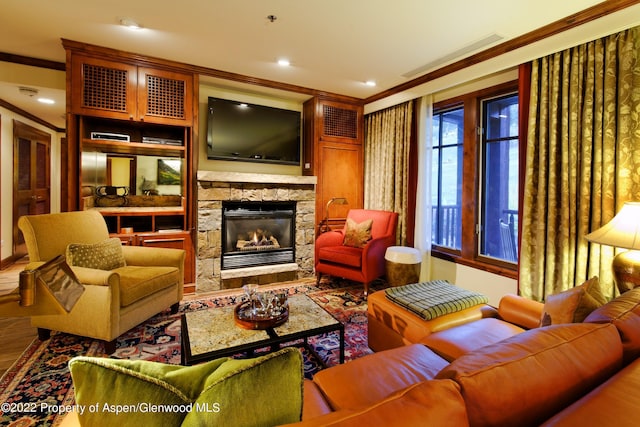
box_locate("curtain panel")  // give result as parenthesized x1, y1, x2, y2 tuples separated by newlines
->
(364, 101, 413, 246)
(520, 26, 640, 301)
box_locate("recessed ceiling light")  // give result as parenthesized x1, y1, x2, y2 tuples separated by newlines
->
(119, 18, 143, 30)
(277, 58, 291, 67)
(37, 98, 55, 105)
(365, 80, 377, 87)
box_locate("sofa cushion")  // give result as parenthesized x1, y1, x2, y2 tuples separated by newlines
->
(540, 276, 606, 326)
(70, 347, 303, 427)
(291, 380, 469, 427)
(420, 317, 525, 361)
(342, 218, 373, 248)
(435, 323, 622, 427)
(384, 280, 489, 321)
(584, 287, 640, 365)
(312, 344, 448, 411)
(541, 358, 640, 427)
(66, 237, 126, 271)
(114, 265, 180, 307)
(318, 246, 362, 268)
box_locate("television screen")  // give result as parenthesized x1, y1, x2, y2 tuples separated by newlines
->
(206, 97, 301, 166)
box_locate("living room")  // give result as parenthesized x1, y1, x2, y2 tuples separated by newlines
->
(1, 2, 638, 299)
(2, 1, 640, 426)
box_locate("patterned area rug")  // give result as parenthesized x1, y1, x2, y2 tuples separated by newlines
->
(0, 277, 386, 426)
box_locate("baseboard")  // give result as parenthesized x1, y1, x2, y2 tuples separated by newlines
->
(0, 254, 24, 270)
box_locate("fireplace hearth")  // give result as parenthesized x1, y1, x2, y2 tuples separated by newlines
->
(222, 201, 295, 270)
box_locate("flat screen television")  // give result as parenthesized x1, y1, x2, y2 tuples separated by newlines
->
(206, 97, 301, 166)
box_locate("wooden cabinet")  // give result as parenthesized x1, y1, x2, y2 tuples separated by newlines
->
(303, 97, 364, 233)
(113, 229, 195, 293)
(70, 54, 193, 126)
(64, 40, 198, 288)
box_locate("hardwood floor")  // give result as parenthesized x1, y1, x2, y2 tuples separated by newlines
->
(0, 259, 38, 377)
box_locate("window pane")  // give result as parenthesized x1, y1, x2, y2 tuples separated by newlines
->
(480, 95, 519, 262)
(486, 95, 518, 140)
(431, 108, 463, 250)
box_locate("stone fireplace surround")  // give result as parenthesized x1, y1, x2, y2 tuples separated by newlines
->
(196, 171, 317, 293)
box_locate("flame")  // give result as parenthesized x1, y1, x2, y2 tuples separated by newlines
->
(252, 232, 259, 244)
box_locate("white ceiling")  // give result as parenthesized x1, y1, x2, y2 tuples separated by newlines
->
(0, 0, 619, 129)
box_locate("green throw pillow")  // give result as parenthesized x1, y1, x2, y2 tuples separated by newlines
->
(69, 347, 304, 427)
(66, 237, 126, 271)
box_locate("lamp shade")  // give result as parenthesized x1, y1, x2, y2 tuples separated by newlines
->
(585, 202, 640, 250)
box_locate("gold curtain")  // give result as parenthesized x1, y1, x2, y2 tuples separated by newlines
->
(364, 101, 413, 245)
(520, 26, 640, 301)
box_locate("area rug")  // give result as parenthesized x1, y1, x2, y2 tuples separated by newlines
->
(0, 277, 386, 426)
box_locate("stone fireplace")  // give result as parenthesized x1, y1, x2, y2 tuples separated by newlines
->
(197, 171, 316, 292)
(221, 201, 296, 270)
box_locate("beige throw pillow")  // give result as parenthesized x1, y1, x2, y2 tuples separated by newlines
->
(66, 237, 126, 271)
(540, 276, 607, 326)
(343, 218, 373, 248)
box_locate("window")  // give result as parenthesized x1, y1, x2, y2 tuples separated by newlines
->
(480, 94, 519, 262)
(431, 107, 463, 250)
(429, 82, 519, 276)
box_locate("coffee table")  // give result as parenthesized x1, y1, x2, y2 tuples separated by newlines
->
(181, 294, 345, 366)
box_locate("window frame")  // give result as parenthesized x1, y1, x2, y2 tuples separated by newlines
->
(431, 103, 464, 253)
(430, 80, 520, 279)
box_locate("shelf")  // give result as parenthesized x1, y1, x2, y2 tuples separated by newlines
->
(95, 206, 185, 215)
(94, 207, 185, 233)
(83, 138, 185, 157)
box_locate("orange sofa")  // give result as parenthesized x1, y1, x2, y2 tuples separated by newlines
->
(286, 288, 640, 426)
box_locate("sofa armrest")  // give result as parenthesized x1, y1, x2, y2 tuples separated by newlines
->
(24, 261, 118, 287)
(121, 245, 185, 270)
(70, 266, 119, 287)
(497, 294, 544, 329)
(315, 230, 345, 249)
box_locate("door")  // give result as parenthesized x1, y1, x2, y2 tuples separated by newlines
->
(13, 120, 51, 257)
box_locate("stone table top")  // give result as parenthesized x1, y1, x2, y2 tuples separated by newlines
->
(183, 294, 340, 360)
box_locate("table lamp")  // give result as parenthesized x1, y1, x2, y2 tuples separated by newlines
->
(0, 255, 84, 317)
(585, 202, 640, 294)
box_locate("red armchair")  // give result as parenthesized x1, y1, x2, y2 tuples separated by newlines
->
(315, 209, 398, 296)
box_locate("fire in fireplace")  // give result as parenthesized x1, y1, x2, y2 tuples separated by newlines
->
(221, 201, 295, 269)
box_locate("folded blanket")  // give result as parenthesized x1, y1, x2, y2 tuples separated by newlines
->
(385, 280, 489, 320)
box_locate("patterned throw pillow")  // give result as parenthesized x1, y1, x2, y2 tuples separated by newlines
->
(66, 238, 126, 271)
(343, 218, 373, 248)
(540, 276, 607, 326)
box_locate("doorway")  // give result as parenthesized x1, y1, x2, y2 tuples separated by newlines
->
(13, 120, 51, 258)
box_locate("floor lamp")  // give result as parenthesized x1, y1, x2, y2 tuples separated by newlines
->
(585, 202, 640, 294)
(0, 255, 84, 317)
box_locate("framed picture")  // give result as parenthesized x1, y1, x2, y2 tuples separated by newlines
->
(157, 159, 181, 185)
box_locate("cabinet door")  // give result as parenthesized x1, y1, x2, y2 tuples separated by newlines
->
(137, 231, 194, 284)
(70, 55, 137, 120)
(317, 142, 363, 230)
(137, 68, 193, 126)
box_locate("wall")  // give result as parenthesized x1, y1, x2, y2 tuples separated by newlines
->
(368, 7, 640, 303)
(0, 106, 64, 261)
(197, 83, 306, 176)
(365, 4, 640, 114)
(429, 257, 517, 307)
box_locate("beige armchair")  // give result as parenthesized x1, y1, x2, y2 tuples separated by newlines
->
(18, 210, 184, 353)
